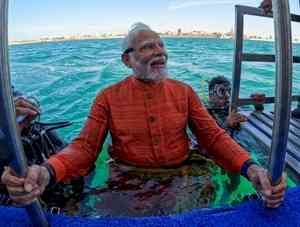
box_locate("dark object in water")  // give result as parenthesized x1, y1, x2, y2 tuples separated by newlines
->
(291, 107, 300, 119)
(0, 121, 85, 212)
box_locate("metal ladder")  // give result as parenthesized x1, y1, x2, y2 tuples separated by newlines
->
(231, 1, 293, 184)
(231, 4, 299, 107)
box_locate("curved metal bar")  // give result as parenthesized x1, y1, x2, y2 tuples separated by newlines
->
(268, 0, 293, 185)
(0, 0, 49, 226)
(231, 5, 244, 112)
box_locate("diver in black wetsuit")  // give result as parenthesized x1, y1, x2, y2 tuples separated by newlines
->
(189, 76, 265, 150)
(190, 76, 266, 204)
(0, 89, 40, 204)
(0, 89, 84, 213)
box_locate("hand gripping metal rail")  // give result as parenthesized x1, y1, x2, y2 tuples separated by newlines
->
(0, 0, 49, 226)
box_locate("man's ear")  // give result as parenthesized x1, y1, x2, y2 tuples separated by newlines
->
(122, 53, 132, 68)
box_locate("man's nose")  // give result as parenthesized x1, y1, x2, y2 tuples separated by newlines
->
(153, 47, 168, 61)
(153, 44, 165, 55)
(225, 91, 230, 98)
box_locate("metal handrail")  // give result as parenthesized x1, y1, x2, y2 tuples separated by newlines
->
(231, 5, 298, 108)
(0, 0, 49, 226)
(232, 2, 292, 185)
(268, 0, 292, 185)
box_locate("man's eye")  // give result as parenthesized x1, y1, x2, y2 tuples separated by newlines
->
(140, 42, 165, 51)
(142, 43, 155, 50)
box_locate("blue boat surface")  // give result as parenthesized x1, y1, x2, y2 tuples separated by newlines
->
(0, 186, 300, 227)
(1, 1, 299, 226)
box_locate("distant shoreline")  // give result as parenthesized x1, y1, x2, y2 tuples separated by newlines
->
(9, 36, 123, 46)
(9, 35, 287, 46)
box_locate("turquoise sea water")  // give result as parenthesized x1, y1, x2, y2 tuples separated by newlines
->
(9, 38, 300, 140)
(9, 38, 300, 216)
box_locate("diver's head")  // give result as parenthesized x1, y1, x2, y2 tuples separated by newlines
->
(121, 22, 168, 82)
(208, 76, 231, 108)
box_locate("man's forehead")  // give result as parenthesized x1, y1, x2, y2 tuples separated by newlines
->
(211, 83, 230, 89)
(132, 31, 161, 46)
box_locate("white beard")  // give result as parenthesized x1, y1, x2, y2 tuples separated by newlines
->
(131, 56, 168, 82)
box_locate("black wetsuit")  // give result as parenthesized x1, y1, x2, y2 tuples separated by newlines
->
(0, 89, 84, 211)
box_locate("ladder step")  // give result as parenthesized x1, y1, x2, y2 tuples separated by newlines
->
(236, 95, 300, 107)
(236, 5, 300, 23)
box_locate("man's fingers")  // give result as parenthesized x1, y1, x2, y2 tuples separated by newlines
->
(24, 165, 40, 192)
(15, 97, 38, 110)
(237, 116, 247, 122)
(231, 113, 246, 119)
(272, 183, 286, 195)
(16, 106, 38, 117)
(266, 202, 282, 208)
(229, 113, 245, 122)
(265, 198, 284, 208)
(10, 190, 40, 206)
(1, 167, 25, 186)
(266, 191, 285, 201)
(2, 165, 49, 206)
(256, 170, 272, 197)
(14, 97, 40, 117)
(267, 173, 286, 195)
(6, 185, 26, 195)
(249, 166, 286, 208)
(37, 168, 50, 189)
(258, 173, 285, 208)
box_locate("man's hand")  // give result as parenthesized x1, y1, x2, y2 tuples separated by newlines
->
(247, 165, 286, 208)
(250, 93, 266, 105)
(1, 165, 50, 205)
(15, 97, 40, 118)
(14, 97, 40, 130)
(259, 0, 272, 14)
(225, 111, 247, 128)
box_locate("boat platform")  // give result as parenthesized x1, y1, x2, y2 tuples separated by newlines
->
(241, 110, 300, 175)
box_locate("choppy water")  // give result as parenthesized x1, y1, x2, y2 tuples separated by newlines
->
(9, 38, 300, 217)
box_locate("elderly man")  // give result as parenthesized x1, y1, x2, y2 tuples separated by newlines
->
(2, 23, 285, 210)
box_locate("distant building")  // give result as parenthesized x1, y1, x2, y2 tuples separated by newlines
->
(177, 28, 182, 36)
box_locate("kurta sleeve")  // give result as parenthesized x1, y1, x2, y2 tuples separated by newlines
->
(46, 91, 109, 182)
(187, 87, 250, 173)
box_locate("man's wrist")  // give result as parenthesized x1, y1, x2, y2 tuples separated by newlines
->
(241, 159, 258, 180)
(41, 162, 57, 188)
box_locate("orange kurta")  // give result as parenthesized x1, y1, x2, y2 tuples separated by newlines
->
(47, 76, 250, 182)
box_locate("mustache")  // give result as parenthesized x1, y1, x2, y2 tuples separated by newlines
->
(148, 55, 168, 66)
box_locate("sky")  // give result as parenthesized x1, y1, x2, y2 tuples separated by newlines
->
(8, 0, 300, 41)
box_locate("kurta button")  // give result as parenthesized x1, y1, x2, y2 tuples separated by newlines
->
(149, 116, 155, 122)
(146, 93, 153, 99)
(153, 137, 160, 145)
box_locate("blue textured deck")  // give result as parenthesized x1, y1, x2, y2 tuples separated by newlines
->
(241, 111, 300, 175)
(0, 186, 300, 227)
